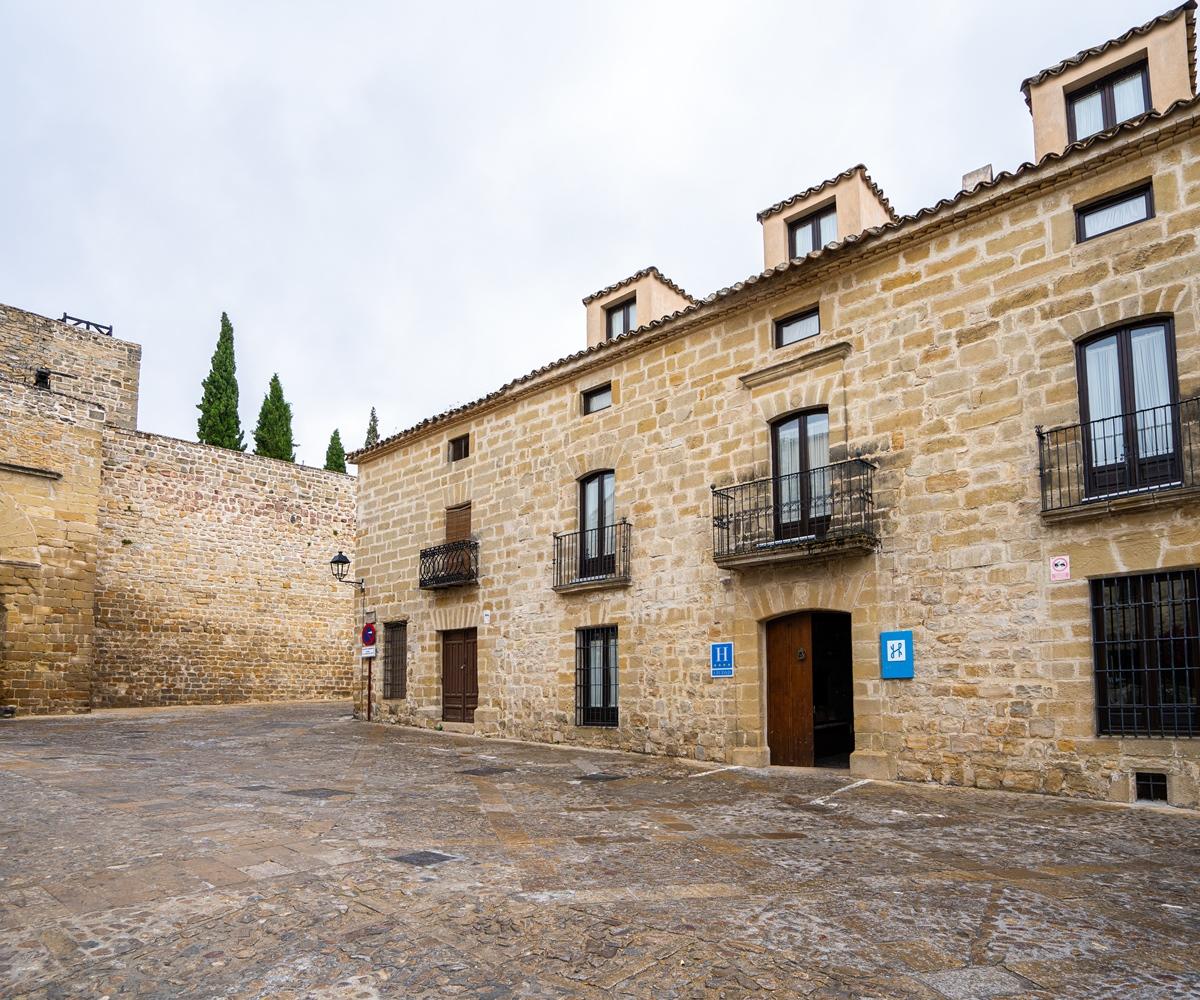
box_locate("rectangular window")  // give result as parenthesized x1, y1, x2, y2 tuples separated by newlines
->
(1091, 569, 1200, 738)
(582, 382, 613, 414)
(1075, 183, 1154, 241)
(775, 306, 820, 348)
(605, 298, 636, 339)
(448, 433, 469, 462)
(383, 621, 407, 700)
(445, 502, 471, 542)
(575, 625, 618, 727)
(1068, 61, 1150, 142)
(788, 204, 837, 259)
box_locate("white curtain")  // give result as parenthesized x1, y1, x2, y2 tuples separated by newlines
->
(606, 633, 618, 707)
(1085, 335, 1124, 465)
(1082, 191, 1148, 238)
(819, 209, 838, 248)
(1113, 70, 1148, 123)
(807, 413, 831, 519)
(793, 225, 815, 256)
(588, 637, 604, 708)
(777, 419, 801, 524)
(1072, 90, 1104, 139)
(1131, 325, 1172, 457)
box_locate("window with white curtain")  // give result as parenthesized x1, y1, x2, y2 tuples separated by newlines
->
(788, 205, 838, 259)
(1067, 62, 1150, 142)
(1076, 184, 1154, 241)
(775, 306, 820, 348)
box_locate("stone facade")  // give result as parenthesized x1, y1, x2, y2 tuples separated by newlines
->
(0, 303, 356, 713)
(352, 9, 1200, 806)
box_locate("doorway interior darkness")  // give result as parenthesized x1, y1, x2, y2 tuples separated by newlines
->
(766, 611, 854, 768)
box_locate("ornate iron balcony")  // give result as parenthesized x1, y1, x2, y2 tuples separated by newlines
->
(712, 460, 877, 567)
(419, 539, 479, 589)
(552, 521, 631, 591)
(1037, 397, 1199, 514)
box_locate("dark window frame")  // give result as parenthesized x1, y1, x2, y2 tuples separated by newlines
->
(582, 382, 613, 415)
(1091, 569, 1200, 739)
(383, 621, 407, 700)
(447, 433, 470, 462)
(769, 408, 831, 541)
(575, 624, 619, 727)
(1076, 316, 1179, 497)
(774, 305, 821, 349)
(1074, 182, 1155, 242)
(1066, 60, 1151, 143)
(787, 202, 837, 259)
(578, 469, 616, 579)
(605, 297, 636, 340)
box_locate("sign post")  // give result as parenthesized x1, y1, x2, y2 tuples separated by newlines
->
(360, 623, 377, 721)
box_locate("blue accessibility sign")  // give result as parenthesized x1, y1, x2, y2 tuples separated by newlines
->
(880, 630, 914, 679)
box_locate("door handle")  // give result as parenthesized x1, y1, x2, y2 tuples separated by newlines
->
(796, 648, 806, 662)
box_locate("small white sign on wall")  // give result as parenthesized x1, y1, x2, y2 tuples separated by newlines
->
(1050, 555, 1070, 582)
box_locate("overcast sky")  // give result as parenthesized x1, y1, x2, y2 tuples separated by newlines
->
(1, 1, 1160, 466)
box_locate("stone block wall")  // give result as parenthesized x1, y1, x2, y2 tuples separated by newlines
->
(355, 111, 1200, 805)
(93, 430, 356, 707)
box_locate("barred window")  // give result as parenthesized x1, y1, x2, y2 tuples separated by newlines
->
(383, 621, 407, 700)
(1092, 569, 1199, 738)
(575, 625, 618, 727)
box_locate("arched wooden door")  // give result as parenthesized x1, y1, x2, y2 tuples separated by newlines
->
(766, 613, 814, 766)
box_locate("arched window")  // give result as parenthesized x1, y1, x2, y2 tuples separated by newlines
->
(1078, 318, 1178, 496)
(579, 470, 616, 578)
(771, 410, 830, 540)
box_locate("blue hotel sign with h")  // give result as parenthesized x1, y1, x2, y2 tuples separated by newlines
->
(880, 630, 914, 679)
(710, 642, 734, 678)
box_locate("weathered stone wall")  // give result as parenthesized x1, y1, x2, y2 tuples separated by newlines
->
(0, 304, 142, 430)
(0, 383, 105, 714)
(355, 110, 1200, 805)
(94, 430, 356, 707)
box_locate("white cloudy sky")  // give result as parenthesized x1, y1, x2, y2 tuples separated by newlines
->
(1, 1, 1158, 465)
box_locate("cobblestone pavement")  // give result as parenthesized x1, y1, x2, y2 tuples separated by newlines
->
(2, 703, 1199, 999)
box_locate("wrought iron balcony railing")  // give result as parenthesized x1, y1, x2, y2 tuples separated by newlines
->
(418, 539, 479, 589)
(1037, 397, 1199, 513)
(712, 460, 877, 566)
(552, 521, 631, 590)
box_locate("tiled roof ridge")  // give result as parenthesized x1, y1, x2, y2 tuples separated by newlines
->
(755, 165, 897, 224)
(1019, 1, 1197, 108)
(581, 266, 698, 306)
(348, 94, 1200, 464)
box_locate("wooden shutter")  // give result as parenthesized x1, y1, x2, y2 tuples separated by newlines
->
(446, 502, 472, 542)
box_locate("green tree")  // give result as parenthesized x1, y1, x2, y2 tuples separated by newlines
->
(196, 312, 246, 451)
(253, 374, 296, 461)
(324, 428, 347, 473)
(365, 406, 380, 447)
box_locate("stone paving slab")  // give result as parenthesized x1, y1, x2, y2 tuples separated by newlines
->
(1, 702, 1198, 998)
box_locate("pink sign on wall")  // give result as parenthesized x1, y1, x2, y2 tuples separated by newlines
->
(1050, 555, 1070, 582)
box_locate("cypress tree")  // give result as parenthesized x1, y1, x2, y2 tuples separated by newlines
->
(325, 428, 346, 473)
(365, 406, 380, 447)
(253, 374, 296, 461)
(196, 312, 246, 450)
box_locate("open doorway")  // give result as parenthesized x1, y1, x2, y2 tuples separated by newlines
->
(766, 611, 854, 768)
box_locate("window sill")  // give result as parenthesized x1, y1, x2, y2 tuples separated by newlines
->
(553, 575, 631, 595)
(1041, 483, 1200, 523)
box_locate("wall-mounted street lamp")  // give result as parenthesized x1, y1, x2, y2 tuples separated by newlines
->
(329, 550, 364, 591)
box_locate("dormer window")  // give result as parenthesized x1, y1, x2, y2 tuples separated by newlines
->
(605, 298, 636, 340)
(787, 204, 837, 259)
(1067, 61, 1150, 142)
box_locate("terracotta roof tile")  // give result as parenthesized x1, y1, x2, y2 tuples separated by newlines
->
(1019, 2, 1197, 109)
(581, 266, 698, 306)
(348, 95, 1200, 464)
(755, 165, 897, 223)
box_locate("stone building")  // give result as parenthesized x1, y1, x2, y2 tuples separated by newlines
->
(0, 304, 356, 713)
(351, 4, 1200, 806)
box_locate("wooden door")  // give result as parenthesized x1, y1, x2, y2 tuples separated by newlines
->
(766, 613, 814, 766)
(441, 628, 478, 723)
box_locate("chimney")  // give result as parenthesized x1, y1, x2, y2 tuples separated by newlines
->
(961, 164, 993, 192)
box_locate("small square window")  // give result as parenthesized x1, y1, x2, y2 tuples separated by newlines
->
(775, 307, 820, 348)
(605, 298, 637, 340)
(1135, 771, 1168, 802)
(1067, 61, 1150, 143)
(448, 433, 469, 462)
(1075, 183, 1154, 241)
(582, 383, 613, 414)
(788, 204, 837, 259)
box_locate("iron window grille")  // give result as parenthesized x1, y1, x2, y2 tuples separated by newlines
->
(787, 204, 837, 259)
(575, 625, 618, 727)
(553, 520, 631, 589)
(774, 306, 820, 348)
(606, 298, 636, 340)
(1075, 183, 1154, 242)
(582, 382, 613, 414)
(1091, 569, 1200, 739)
(1135, 771, 1169, 801)
(1066, 60, 1150, 143)
(419, 539, 479, 589)
(383, 621, 407, 699)
(448, 434, 470, 462)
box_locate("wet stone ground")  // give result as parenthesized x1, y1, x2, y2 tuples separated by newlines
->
(1, 703, 1199, 999)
